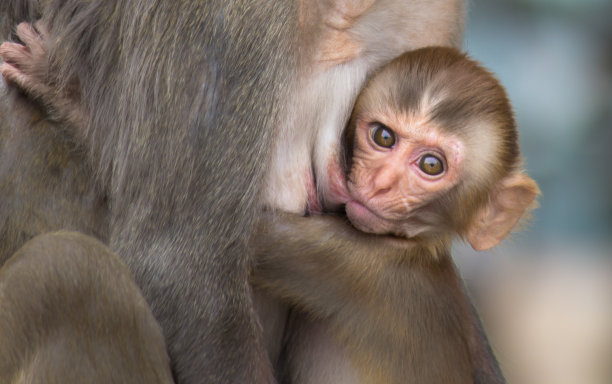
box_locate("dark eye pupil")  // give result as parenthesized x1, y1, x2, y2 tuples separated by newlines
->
(372, 125, 395, 148)
(419, 155, 444, 176)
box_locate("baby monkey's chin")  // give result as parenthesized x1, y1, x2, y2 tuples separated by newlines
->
(345, 200, 419, 243)
(346, 200, 397, 235)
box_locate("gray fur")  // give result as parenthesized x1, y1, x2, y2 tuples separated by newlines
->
(0, 2, 509, 383)
(1, 0, 298, 382)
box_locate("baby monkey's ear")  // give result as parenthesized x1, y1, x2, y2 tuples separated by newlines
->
(466, 173, 540, 251)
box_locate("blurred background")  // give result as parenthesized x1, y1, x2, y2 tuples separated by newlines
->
(455, 1, 612, 383)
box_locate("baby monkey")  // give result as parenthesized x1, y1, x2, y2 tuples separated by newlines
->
(338, 46, 537, 249)
(252, 47, 538, 383)
(1, 25, 537, 384)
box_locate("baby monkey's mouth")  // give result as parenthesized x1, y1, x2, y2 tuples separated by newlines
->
(344, 200, 395, 235)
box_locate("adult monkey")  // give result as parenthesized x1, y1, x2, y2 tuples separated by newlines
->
(0, 0, 297, 382)
(0, 1, 495, 383)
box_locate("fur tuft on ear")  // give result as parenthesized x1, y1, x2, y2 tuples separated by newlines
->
(467, 173, 540, 251)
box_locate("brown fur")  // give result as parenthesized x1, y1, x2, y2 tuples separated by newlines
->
(252, 213, 498, 384)
(346, 47, 536, 242)
(1, 0, 298, 382)
(252, 47, 538, 384)
(0, 232, 173, 384)
(0, 88, 107, 264)
(0, 3, 513, 384)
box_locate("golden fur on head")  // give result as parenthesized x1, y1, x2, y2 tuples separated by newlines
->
(347, 46, 539, 250)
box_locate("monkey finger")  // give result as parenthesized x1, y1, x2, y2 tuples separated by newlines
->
(15, 22, 42, 48)
(0, 62, 21, 84)
(15, 22, 48, 61)
(0, 42, 31, 66)
(0, 62, 53, 101)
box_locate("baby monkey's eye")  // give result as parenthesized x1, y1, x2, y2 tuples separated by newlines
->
(418, 154, 444, 176)
(371, 124, 396, 148)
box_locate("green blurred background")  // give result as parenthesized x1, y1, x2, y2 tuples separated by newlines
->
(455, 1, 612, 383)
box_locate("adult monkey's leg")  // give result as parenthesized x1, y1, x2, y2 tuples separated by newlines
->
(0, 232, 174, 384)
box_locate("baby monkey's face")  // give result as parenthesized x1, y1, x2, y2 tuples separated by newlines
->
(339, 47, 537, 248)
(345, 110, 464, 239)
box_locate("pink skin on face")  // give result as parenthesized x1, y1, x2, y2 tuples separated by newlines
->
(306, 111, 463, 238)
(344, 112, 464, 237)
